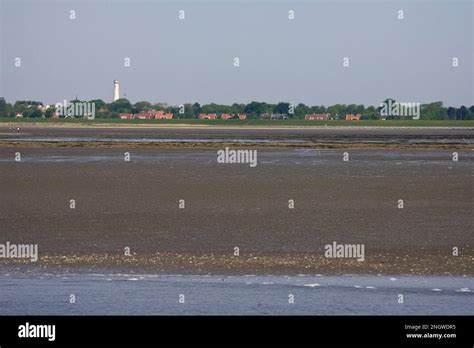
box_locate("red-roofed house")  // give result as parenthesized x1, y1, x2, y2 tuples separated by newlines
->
(345, 113, 362, 121)
(133, 110, 156, 119)
(133, 114, 149, 119)
(119, 113, 133, 119)
(155, 111, 173, 120)
(37, 105, 50, 112)
(199, 113, 217, 120)
(305, 113, 329, 120)
(238, 114, 247, 120)
(221, 113, 233, 120)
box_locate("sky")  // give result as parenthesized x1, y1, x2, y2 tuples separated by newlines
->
(1, 0, 472, 107)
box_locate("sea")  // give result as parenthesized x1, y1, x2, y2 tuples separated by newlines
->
(0, 273, 472, 315)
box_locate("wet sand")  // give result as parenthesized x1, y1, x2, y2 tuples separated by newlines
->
(1, 124, 473, 148)
(0, 143, 472, 275)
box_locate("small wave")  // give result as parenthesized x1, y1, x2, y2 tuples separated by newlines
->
(456, 288, 471, 292)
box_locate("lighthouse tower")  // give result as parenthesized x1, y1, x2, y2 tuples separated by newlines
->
(113, 80, 120, 101)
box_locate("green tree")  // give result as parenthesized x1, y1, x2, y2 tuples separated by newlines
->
(89, 99, 106, 111)
(230, 103, 245, 114)
(468, 106, 474, 120)
(447, 107, 457, 120)
(273, 102, 290, 115)
(27, 109, 43, 118)
(421, 102, 446, 120)
(355, 104, 365, 114)
(181, 103, 195, 118)
(109, 98, 132, 113)
(202, 103, 231, 114)
(327, 104, 346, 119)
(45, 107, 56, 118)
(364, 106, 377, 119)
(13, 102, 28, 113)
(457, 106, 468, 120)
(191, 103, 202, 118)
(244, 101, 266, 116)
(0, 97, 6, 115)
(131, 101, 153, 114)
(153, 103, 169, 111)
(346, 104, 357, 114)
(134, 101, 152, 112)
(5, 103, 14, 117)
(295, 103, 309, 119)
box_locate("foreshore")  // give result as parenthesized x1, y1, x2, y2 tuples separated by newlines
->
(0, 127, 472, 276)
(0, 123, 472, 149)
(1, 250, 472, 276)
(2, 120, 474, 130)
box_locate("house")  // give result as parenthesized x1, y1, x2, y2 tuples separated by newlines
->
(134, 113, 153, 119)
(305, 113, 330, 121)
(271, 113, 289, 120)
(155, 111, 173, 120)
(221, 113, 247, 120)
(345, 113, 362, 121)
(199, 113, 217, 120)
(37, 105, 50, 112)
(119, 113, 133, 119)
(15, 112, 23, 118)
(133, 110, 157, 119)
(221, 113, 233, 120)
(261, 113, 288, 120)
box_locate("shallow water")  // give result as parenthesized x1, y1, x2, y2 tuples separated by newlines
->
(3, 137, 309, 144)
(0, 273, 472, 315)
(0, 148, 472, 167)
(1, 126, 473, 146)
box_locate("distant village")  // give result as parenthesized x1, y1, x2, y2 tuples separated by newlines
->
(0, 96, 367, 121)
(0, 80, 472, 121)
(117, 110, 362, 121)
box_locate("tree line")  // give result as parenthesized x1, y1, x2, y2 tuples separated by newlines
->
(1, 97, 473, 120)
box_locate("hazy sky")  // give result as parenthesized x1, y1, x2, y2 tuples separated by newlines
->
(1, 0, 472, 107)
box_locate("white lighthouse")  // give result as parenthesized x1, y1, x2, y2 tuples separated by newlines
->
(113, 80, 120, 101)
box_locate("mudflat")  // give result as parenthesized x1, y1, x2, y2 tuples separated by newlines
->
(1, 124, 473, 149)
(0, 143, 472, 275)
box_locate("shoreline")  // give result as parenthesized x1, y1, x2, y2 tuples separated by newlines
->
(1, 123, 472, 149)
(1, 250, 472, 276)
(0, 140, 471, 150)
(2, 121, 474, 130)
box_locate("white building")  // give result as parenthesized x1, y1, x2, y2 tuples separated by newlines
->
(113, 80, 120, 101)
